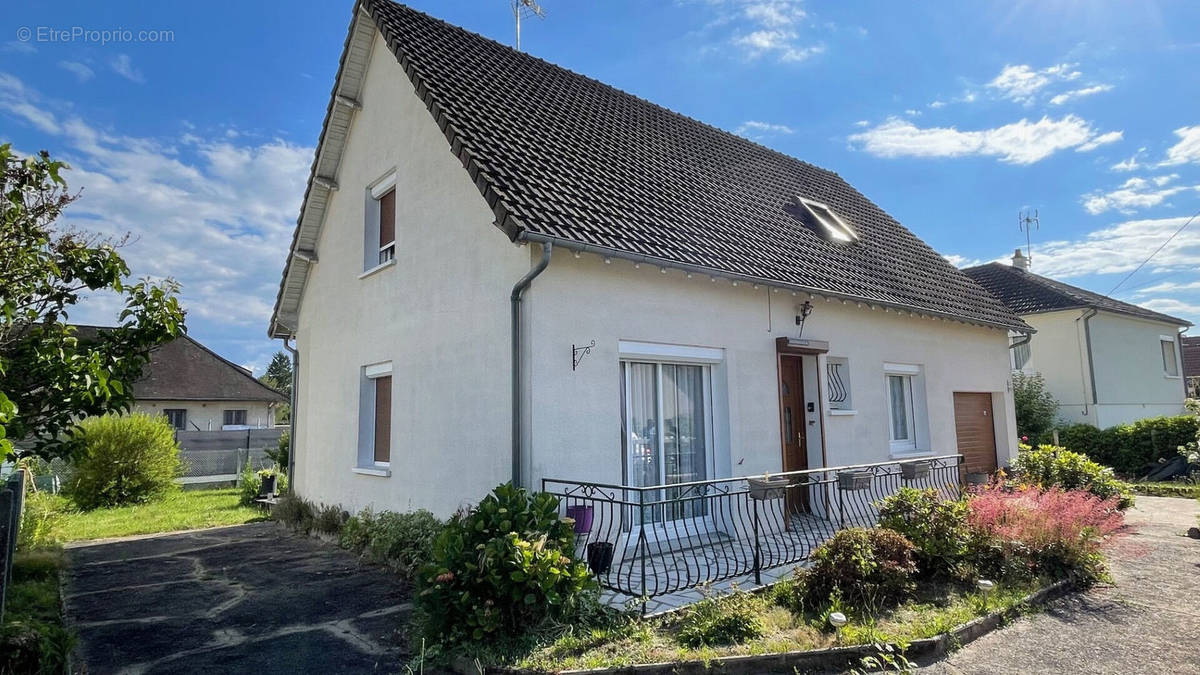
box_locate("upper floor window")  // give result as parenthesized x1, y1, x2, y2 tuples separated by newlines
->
(1011, 337, 1031, 370)
(1161, 336, 1180, 377)
(364, 170, 397, 271)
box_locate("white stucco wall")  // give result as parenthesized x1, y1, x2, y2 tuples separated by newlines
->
(523, 252, 1019, 490)
(292, 33, 528, 517)
(134, 400, 276, 430)
(1019, 309, 1187, 428)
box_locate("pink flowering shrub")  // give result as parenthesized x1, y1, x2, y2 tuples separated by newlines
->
(967, 483, 1124, 583)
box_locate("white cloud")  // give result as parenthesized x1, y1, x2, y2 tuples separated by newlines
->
(1131, 280, 1200, 296)
(848, 115, 1121, 164)
(943, 254, 985, 268)
(110, 54, 144, 83)
(58, 60, 94, 82)
(2, 41, 36, 54)
(1032, 215, 1200, 279)
(928, 100, 946, 109)
(1081, 174, 1194, 215)
(1161, 125, 1200, 166)
(1111, 148, 1146, 172)
(987, 63, 1080, 104)
(694, 0, 824, 63)
(1076, 129, 1123, 152)
(734, 120, 795, 139)
(0, 72, 311, 341)
(1138, 297, 1200, 317)
(1049, 84, 1113, 106)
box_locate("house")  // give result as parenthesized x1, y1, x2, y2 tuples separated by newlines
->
(1183, 336, 1200, 398)
(100, 329, 287, 431)
(964, 251, 1191, 428)
(268, 0, 1029, 519)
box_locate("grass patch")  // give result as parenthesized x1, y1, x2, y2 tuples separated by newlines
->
(511, 579, 1048, 671)
(1126, 481, 1200, 500)
(57, 487, 267, 542)
(1, 548, 74, 674)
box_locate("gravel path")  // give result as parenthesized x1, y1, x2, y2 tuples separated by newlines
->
(921, 495, 1200, 675)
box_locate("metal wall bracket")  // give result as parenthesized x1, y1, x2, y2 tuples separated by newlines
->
(572, 340, 595, 371)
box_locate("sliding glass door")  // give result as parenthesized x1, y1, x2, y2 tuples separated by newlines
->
(622, 361, 713, 529)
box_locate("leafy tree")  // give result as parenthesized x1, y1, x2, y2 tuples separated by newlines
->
(1012, 371, 1058, 441)
(0, 143, 185, 461)
(260, 351, 292, 398)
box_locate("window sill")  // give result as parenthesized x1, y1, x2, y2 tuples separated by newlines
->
(827, 409, 857, 416)
(359, 259, 396, 279)
(889, 449, 934, 460)
(1164, 374, 1181, 380)
(352, 466, 391, 477)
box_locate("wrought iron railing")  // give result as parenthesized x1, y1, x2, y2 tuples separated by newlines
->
(542, 455, 963, 604)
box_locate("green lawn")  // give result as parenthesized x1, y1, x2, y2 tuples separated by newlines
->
(57, 487, 267, 542)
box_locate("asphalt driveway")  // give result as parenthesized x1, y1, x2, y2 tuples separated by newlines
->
(921, 495, 1200, 675)
(63, 523, 413, 674)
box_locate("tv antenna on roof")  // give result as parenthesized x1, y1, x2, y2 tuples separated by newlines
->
(1018, 209, 1039, 265)
(511, 0, 544, 52)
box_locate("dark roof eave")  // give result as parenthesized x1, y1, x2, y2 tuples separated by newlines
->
(519, 232, 1034, 334)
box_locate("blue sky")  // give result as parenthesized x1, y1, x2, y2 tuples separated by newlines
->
(3, 0, 1199, 373)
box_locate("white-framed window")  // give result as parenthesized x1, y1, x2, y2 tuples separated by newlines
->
(164, 409, 187, 431)
(1011, 337, 1031, 370)
(363, 170, 397, 271)
(222, 409, 247, 429)
(883, 363, 927, 455)
(795, 197, 859, 244)
(1160, 336, 1180, 377)
(357, 361, 393, 471)
(826, 357, 852, 411)
(618, 341, 723, 529)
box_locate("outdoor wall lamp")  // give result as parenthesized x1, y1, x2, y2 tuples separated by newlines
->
(795, 300, 814, 338)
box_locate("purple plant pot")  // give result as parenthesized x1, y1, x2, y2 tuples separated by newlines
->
(566, 504, 594, 534)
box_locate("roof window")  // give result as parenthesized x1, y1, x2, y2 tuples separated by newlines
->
(788, 197, 859, 244)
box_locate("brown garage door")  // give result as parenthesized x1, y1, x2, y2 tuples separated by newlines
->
(953, 392, 997, 474)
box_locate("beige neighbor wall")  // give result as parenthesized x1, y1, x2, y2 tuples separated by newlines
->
(1020, 310, 1187, 428)
(293, 33, 529, 517)
(524, 251, 1019, 490)
(134, 401, 275, 430)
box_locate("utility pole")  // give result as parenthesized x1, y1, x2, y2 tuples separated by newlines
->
(1018, 209, 1039, 266)
(511, 0, 544, 51)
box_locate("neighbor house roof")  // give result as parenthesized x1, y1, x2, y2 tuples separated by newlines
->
(269, 0, 1029, 336)
(962, 263, 1192, 327)
(75, 326, 287, 402)
(1183, 336, 1200, 379)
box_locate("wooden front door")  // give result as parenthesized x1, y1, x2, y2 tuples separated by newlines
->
(953, 392, 997, 474)
(779, 355, 809, 512)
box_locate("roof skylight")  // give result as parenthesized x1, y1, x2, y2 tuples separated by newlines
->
(794, 197, 859, 244)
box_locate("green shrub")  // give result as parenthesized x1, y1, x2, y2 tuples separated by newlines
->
(271, 492, 314, 532)
(877, 488, 974, 580)
(1, 551, 75, 675)
(1042, 415, 1199, 476)
(65, 413, 182, 510)
(339, 508, 375, 553)
(796, 527, 917, 611)
(238, 463, 288, 507)
(1013, 372, 1059, 441)
(265, 431, 289, 469)
(312, 503, 348, 536)
(416, 483, 596, 645)
(675, 591, 764, 648)
(363, 510, 443, 577)
(17, 491, 68, 551)
(1012, 444, 1134, 509)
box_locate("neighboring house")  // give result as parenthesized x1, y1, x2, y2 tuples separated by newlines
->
(268, 0, 1029, 517)
(1183, 336, 1200, 398)
(964, 251, 1191, 429)
(73, 328, 286, 431)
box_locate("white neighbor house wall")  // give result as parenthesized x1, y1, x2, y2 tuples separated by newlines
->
(1018, 309, 1187, 428)
(134, 400, 276, 430)
(523, 252, 1018, 491)
(293, 33, 529, 517)
(291, 25, 1020, 518)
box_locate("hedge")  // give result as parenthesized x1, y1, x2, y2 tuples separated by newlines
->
(1036, 415, 1198, 476)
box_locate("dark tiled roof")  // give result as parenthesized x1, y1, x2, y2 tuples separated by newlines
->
(961, 263, 1192, 327)
(1183, 336, 1200, 378)
(75, 327, 287, 402)
(353, 0, 1027, 331)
